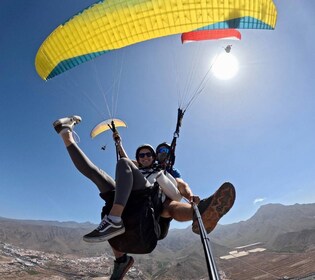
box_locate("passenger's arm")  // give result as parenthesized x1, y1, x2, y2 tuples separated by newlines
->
(113, 132, 128, 158)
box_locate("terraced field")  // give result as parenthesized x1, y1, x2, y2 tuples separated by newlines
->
(218, 250, 315, 280)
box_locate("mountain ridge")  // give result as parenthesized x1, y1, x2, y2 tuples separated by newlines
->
(1, 202, 315, 279)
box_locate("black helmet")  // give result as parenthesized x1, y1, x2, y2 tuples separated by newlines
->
(135, 144, 156, 162)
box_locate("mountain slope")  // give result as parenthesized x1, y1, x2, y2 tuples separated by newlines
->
(211, 203, 315, 251)
(1, 202, 315, 279)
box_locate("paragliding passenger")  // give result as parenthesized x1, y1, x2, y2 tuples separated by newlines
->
(155, 142, 200, 238)
(53, 115, 236, 279)
(53, 115, 158, 242)
(154, 142, 235, 234)
(156, 142, 197, 201)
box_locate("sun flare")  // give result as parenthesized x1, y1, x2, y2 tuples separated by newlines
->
(212, 52, 239, 80)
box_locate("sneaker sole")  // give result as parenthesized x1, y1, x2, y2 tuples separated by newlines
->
(192, 182, 236, 234)
(83, 227, 125, 243)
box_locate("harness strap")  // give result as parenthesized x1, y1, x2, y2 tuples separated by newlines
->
(107, 120, 120, 161)
(167, 108, 185, 170)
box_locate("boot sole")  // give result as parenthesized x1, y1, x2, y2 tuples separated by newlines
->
(192, 182, 235, 234)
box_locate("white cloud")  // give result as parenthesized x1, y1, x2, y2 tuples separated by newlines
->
(253, 198, 266, 204)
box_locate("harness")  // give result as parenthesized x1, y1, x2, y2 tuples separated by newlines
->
(100, 183, 164, 254)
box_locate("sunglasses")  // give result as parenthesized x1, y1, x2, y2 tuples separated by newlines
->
(157, 147, 170, 154)
(138, 152, 153, 158)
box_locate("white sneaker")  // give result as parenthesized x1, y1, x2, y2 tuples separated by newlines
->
(53, 115, 82, 134)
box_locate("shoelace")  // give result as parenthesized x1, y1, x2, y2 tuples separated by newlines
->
(72, 130, 80, 143)
(71, 117, 81, 143)
(96, 217, 109, 231)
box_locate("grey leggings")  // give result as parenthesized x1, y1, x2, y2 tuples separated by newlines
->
(67, 143, 151, 206)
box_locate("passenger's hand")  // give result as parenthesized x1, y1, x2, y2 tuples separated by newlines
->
(113, 131, 121, 144)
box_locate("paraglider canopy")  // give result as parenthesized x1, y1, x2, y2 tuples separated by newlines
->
(35, 0, 277, 81)
(181, 29, 241, 44)
(90, 118, 127, 139)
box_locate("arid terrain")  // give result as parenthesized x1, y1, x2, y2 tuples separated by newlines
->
(0, 242, 145, 280)
(1, 203, 315, 279)
(1, 241, 315, 280)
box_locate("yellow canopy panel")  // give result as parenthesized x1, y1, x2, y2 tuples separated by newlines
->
(35, 0, 277, 80)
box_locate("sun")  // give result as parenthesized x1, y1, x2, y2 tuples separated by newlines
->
(211, 52, 239, 80)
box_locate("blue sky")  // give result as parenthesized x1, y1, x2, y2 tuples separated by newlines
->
(1, 1, 315, 230)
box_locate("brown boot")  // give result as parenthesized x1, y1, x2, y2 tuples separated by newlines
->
(192, 182, 236, 234)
